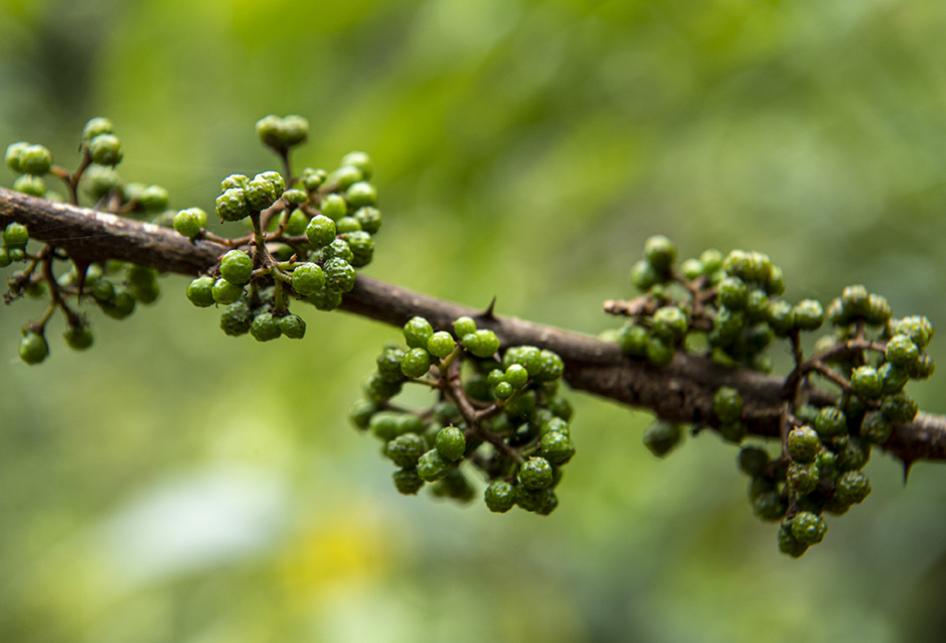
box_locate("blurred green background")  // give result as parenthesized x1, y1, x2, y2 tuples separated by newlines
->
(3, 0, 946, 641)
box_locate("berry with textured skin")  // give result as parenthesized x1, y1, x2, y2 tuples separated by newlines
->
(245, 175, 278, 211)
(860, 410, 892, 444)
(485, 481, 516, 513)
(681, 258, 704, 281)
(220, 299, 253, 336)
(814, 407, 847, 437)
(885, 334, 919, 366)
(519, 457, 553, 490)
(778, 524, 809, 558)
(787, 426, 820, 464)
(644, 235, 677, 272)
(284, 209, 308, 236)
(335, 216, 361, 233)
(13, 175, 45, 197)
(221, 174, 248, 190)
(348, 400, 378, 430)
(5, 142, 28, 172)
(212, 278, 243, 305)
(738, 446, 770, 476)
(417, 449, 451, 482)
(345, 181, 377, 209)
(879, 362, 909, 395)
(841, 285, 870, 317)
(435, 426, 466, 462)
(138, 185, 168, 211)
(63, 324, 94, 350)
(462, 329, 500, 358)
(377, 349, 407, 383)
(453, 316, 477, 338)
(219, 250, 253, 285)
(907, 354, 936, 380)
(651, 306, 688, 340)
(354, 207, 382, 234)
(713, 387, 744, 423)
(88, 134, 123, 165)
(341, 151, 373, 179)
(401, 347, 432, 378)
(332, 165, 364, 191)
(341, 230, 374, 267)
(215, 188, 250, 222)
(753, 492, 787, 521)
(535, 350, 564, 381)
(493, 382, 514, 399)
(282, 189, 307, 206)
(835, 470, 871, 505)
(82, 117, 113, 141)
(19, 330, 48, 365)
(369, 412, 405, 440)
(320, 193, 347, 220)
(19, 144, 52, 175)
(540, 431, 575, 464)
(323, 257, 356, 293)
(787, 461, 819, 495)
(505, 364, 529, 388)
(393, 468, 424, 495)
(851, 365, 882, 399)
(718, 277, 748, 309)
(718, 421, 747, 443)
(292, 263, 325, 296)
(427, 331, 455, 358)
(896, 316, 934, 349)
(250, 313, 281, 342)
(279, 314, 306, 339)
(3, 223, 30, 249)
(793, 300, 824, 331)
(790, 512, 827, 545)
(321, 238, 354, 264)
(173, 208, 207, 239)
(386, 434, 427, 468)
(305, 284, 344, 311)
(186, 276, 215, 307)
(305, 214, 336, 247)
(881, 392, 918, 423)
(403, 316, 434, 349)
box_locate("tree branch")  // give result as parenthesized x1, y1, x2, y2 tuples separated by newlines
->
(2, 186, 944, 464)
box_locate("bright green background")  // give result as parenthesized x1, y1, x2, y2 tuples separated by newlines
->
(3, 0, 946, 641)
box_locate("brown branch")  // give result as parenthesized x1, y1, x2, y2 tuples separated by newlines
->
(2, 186, 945, 463)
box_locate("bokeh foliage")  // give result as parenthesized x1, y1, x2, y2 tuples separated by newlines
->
(2, 0, 946, 641)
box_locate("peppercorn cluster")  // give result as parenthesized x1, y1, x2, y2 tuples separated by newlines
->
(182, 115, 381, 342)
(611, 235, 935, 557)
(349, 315, 575, 515)
(3, 118, 169, 364)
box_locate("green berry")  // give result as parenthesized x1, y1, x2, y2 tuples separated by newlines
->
(540, 431, 574, 464)
(245, 175, 278, 211)
(790, 512, 827, 546)
(215, 188, 250, 222)
(322, 238, 354, 263)
(643, 421, 682, 457)
(320, 193, 347, 220)
(462, 329, 500, 358)
(278, 314, 306, 339)
(221, 174, 249, 191)
(417, 449, 451, 482)
(519, 457, 553, 490)
(718, 420, 747, 443)
(765, 266, 786, 296)
(401, 347, 432, 378)
(651, 306, 688, 340)
(186, 276, 215, 307)
(787, 426, 820, 464)
(18, 330, 48, 365)
(427, 331, 455, 358)
(880, 392, 918, 424)
(138, 185, 168, 211)
(341, 151, 373, 180)
(19, 144, 52, 175)
(392, 468, 424, 495)
(864, 294, 891, 326)
(860, 410, 892, 444)
(250, 312, 281, 341)
(711, 308, 745, 345)
(292, 263, 325, 296)
(335, 216, 361, 234)
(219, 299, 253, 336)
(258, 170, 285, 195)
(540, 416, 570, 438)
(303, 169, 326, 191)
(493, 382, 514, 399)
(814, 406, 847, 437)
(82, 117, 113, 142)
(345, 181, 377, 209)
(281, 115, 308, 146)
(886, 334, 919, 367)
(879, 362, 909, 394)
(435, 426, 466, 462)
(354, 207, 382, 234)
(304, 284, 344, 311)
(305, 214, 337, 247)
(369, 412, 405, 440)
(284, 209, 308, 237)
(484, 481, 516, 513)
(618, 324, 649, 357)
(907, 353, 936, 380)
(99, 288, 135, 319)
(386, 433, 427, 468)
(0, 248, 10, 268)
(403, 316, 434, 349)
(212, 278, 243, 305)
(778, 523, 809, 558)
(699, 249, 723, 273)
(219, 250, 253, 285)
(3, 223, 29, 249)
(173, 208, 207, 239)
(332, 165, 364, 191)
(643, 235, 676, 272)
(645, 335, 674, 366)
(323, 257, 356, 293)
(348, 399, 378, 430)
(718, 277, 748, 309)
(851, 365, 882, 399)
(340, 231, 374, 268)
(787, 461, 820, 495)
(680, 258, 704, 281)
(841, 285, 870, 317)
(505, 364, 529, 388)
(713, 387, 744, 423)
(753, 491, 787, 521)
(376, 349, 407, 383)
(793, 300, 824, 331)
(5, 142, 28, 172)
(282, 189, 307, 207)
(13, 175, 45, 197)
(535, 350, 564, 381)
(737, 446, 770, 476)
(88, 134, 123, 165)
(63, 324, 94, 350)
(91, 278, 115, 303)
(630, 259, 662, 290)
(834, 470, 871, 505)
(453, 316, 477, 338)
(896, 316, 934, 349)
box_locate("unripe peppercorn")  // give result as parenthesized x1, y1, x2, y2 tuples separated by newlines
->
(520, 457, 553, 490)
(700, 248, 723, 273)
(221, 174, 248, 191)
(907, 353, 935, 380)
(5, 142, 29, 172)
(19, 144, 52, 175)
(14, 175, 45, 197)
(864, 294, 892, 326)
(386, 434, 427, 468)
(753, 491, 787, 521)
(792, 299, 824, 331)
(859, 410, 892, 444)
(278, 314, 306, 339)
(220, 300, 253, 336)
(493, 382, 514, 399)
(323, 257, 356, 293)
(505, 364, 529, 388)
(173, 208, 207, 239)
(336, 216, 361, 234)
(535, 350, 564, 381)
(305, 214, 336, 247)
(63, 324, 94, 350)
(354, 206, 382, 234)
(453, 316, 477, 338)
(401, 347, 432, 378)
(427, 331, 455, 358)
(680, 258, 704, 281)
(3, 222, 30, 249)
(879, 362, 909, 394)
(787, 461, 820, 495)
(737, 446, 770, 476)
(348, 399, 378, 430)
(851, 365, 882, 399)
(787, 426, 820, 463)
(82, 117, 113, 142)
(765, 266, 786, 296)
(320, 193, 347, 220)
(341, 151, 373, 180)
(718, 277, 748, 309)
(305, 284, 344, 311)
(618, 323, 649, 357)
(18, 330, 48, 365)
(645, 335, 674, 366)
(778, 524, 809, 558)
(814, 406, 847, 437)
(212, 278, 243, 305)
(790, 511, 827, 545)
(219, 250, 253, 285)
(880, 392, 918, 423)
(393, 468, 425, 495)
(138, 185, 168, 211)
(435, 426, 466, 462)
(885, 334, 919, 366)
(630, 259, 662, 290)
(216, 188, 250, 222)
(713, 387, 744, 423)
(292, 263, 325, 296)
(250, 312, 281, 342)
(718, 421, 747, 444)
(186, 276, 216, 307)
(245, 175, 278, 211)
(644, 235, 677, 272)
(835, 470, 871, 505)
(417, 449, 451, 482)
(643, 421, 682, 457)
(540, 431, 575, 464)
(341, 230, 374, 268)
(651, 306, 688, 340)
(462, 329, 500, 358)
(88, 134, 123, 165)
(403, 316, 434, 349)
(841, 285, 870, 317)
(322, 238, 354, 264)
(485, 481, 516, 513)
(896, 315, 934, 349)
(345, 181, 377, 209)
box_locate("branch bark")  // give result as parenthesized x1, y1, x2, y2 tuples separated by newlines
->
(3, 186, 945, 464)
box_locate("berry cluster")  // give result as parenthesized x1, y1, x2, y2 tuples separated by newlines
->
(3, 118, 168, 364)
(609, 236, 935, 557)
(181, 115, 382, 342)
(349, 315, 575, 515)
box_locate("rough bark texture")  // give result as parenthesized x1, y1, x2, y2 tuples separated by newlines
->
(2, 186, 944, 463)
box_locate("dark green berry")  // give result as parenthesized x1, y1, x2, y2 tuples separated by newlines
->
(345, 181, 377, 209)
(417, 449, 451, 482)
(403, 316, 434, 349)
(462, 329, 500, 358)
(354, 207, 382, 234)
(864, 294, 892, 326)
(718, 277, 748, 309)
(645, 335, 674, 366)
(814, 406, 847, 437)
(880, 392, 918, 424)
(250, 312, 281, 342)
(753, 491, 787, 521)
(323, 257, 356, 293)
(3, 222, 29, 249)
(292, 263, 325, 296)
(535, 350, 564, 381)
(519, 457, 553, 490)
(700, 249, 723, 273)
(618, 323, 649, 357)
(851, 365, 882, 399)
(369, 412, 405, 440)
(680, 258, 703, 281)
(336, 216, 361, 233)
(484, 481, 516, 513)
(13, 175, 45, 197)
(215, 188, 250, 222)
(778, 523, 809, 558)
(212, 278, 243, 305)
(63, 324, 94, 350)
(906, 353, 935, 380)
(173, 208, 207, 239)
(427, 331, 455, 358)
(284, 209, 308, 236)
(453, 316, 477, 338)
(19, 144, 52, 175)
(540, 431, 574, 464)
(859, 410, 892, 444)
(896, 316, 934, 349)
(885, 334, 919, 366)
(138, 185, 168, 211)
(401, 347, 432, 378)
(790, 511, 827, 546)
(651, 306, 688, 340)
(834, 470, 871, 505)
(278, 314, 306, 339)
(494, 381, 514, 399)
(349, 399, 378, 430)
(505, 364, 529, 388)
(879, 362, 909, 394)
(630, 259, 661, 290)
(245, 175, 278, 211)
(643, 421, 682, 457)
(18, 330, 48, 365)
(320, 193, 347, 220)
(765, 266, 786, 296)
(737, 446, 770, 476)
(0, 248, 10, 268)
(304, 284, 344, 311)
(435, 426, 466, 462)
(185, 276, 215, 307)
(713, 386, 744, 423)
(377, 348, 407, 383)
(787, 426, 820, 464)
(88, 134, 123, 165)
(332, 165, 363, 191)
(392, 468, 424, 495)
(220, 299, 253, 336)
(718, 421, 747, 443)
(787, 461, 820, 495)
(644, 235, 676, 272)
(322, 238, 354, 264)
(305, 214, 336, 247)
(386, 433, 427, 468)
(219, 250, 253, 285)
(340, 230, 374, 267)
(793, 299, 824, 331)
(841, 285, 870, 317)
